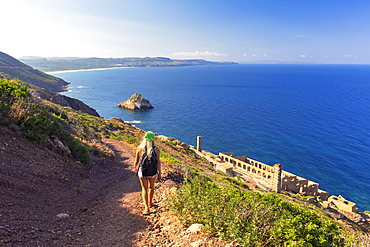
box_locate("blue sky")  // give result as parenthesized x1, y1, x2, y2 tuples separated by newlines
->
(2, 0, 370, 63)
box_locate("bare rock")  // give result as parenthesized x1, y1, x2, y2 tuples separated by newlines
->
(190, 240, 204, 247)
(56, 213, 70, 219)
(117, 93, 154, 110)
(225, 241, 239, 247)
(47, 135, 71, 156)
(186, 223, 204, 234)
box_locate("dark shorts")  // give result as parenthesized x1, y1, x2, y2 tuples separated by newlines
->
(138, 167, 158, 179)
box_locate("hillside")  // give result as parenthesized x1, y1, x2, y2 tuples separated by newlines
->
(0, 52, 100, 117)
(20, 56, 237, 72)
(1, 78, 369, 246)
(0, 51, 68, 92)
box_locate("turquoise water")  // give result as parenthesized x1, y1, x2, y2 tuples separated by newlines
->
(54, 64, 370, 211)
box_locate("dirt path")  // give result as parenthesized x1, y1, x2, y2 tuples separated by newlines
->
(76, 138, 148, 246)
(0, 128, 229, 246)
(92, 139, 230, 247)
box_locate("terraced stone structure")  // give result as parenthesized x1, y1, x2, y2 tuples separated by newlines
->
(216, 152, 364, 222)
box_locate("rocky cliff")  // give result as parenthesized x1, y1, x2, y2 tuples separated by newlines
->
(117, 93, 154, 110)
(30, 89, 100, 117)
(0, 52, 100, 117)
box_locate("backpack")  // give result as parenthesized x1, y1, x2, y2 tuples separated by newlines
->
(139, 146, 158, 177)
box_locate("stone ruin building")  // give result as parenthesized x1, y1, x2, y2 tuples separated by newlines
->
(216, 152, 363, 222)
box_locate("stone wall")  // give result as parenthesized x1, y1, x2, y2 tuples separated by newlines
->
(218, 152, 329, 200)
(190, 137, 363, 222)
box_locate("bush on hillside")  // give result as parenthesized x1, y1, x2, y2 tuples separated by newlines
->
(21, 110, 90, 163)
(0, 79, 28, 100)
(0, 79, 28, 116)
(168, 177, 348, 246)
(0, 78, 90, 163)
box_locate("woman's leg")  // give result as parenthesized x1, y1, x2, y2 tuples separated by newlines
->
(148, 176, 156, 206)
(139, 178, 149, 213)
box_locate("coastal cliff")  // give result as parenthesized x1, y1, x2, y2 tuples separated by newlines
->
(0, 51, 100, 117)
(30, 89, 100, 117)
(0, 51, 69, 92)
(117, 93, 154, 110)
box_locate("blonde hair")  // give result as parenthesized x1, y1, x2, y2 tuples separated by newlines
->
(139, 138, 154, 155)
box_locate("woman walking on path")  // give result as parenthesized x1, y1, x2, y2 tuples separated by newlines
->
(134, 131, 161, 215)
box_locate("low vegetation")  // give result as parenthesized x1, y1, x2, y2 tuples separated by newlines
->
(1, 78, 90, 163)
(168, 175, 353, 246)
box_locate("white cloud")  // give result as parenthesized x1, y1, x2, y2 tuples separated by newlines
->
(300, 54, 307, 58)
(172, 51, 229, 58)
(249, 53, 268, 57)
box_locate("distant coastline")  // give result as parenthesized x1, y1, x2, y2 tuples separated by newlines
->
(20, 56, 237, 72)
(47, 66, 127, 74)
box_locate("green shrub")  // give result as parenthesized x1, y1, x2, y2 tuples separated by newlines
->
(160, 151, 182, 165)
(0, 101, 9, 118)
(68, 139, 90, 164)
(168, 178, 348, 246)
(0, 79, 93, 163)
(223, 177, 249, 189)
(21, 110, 90, 163)
(109, 130, 140, 145)
(22, 112, 60, 143)
(0, 79, 28, 101)
(0, 79, 28, 118)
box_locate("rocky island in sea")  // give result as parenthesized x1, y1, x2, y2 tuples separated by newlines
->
(117, 93, 154, 110)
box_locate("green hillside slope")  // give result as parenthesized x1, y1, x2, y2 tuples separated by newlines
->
(0, 51, 68, 92)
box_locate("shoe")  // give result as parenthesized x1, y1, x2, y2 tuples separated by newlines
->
(143, 209, 150, 215)
(148, 202, 155, 208)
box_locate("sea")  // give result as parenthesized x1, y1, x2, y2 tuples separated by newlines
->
(52, 64, 370, 211)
